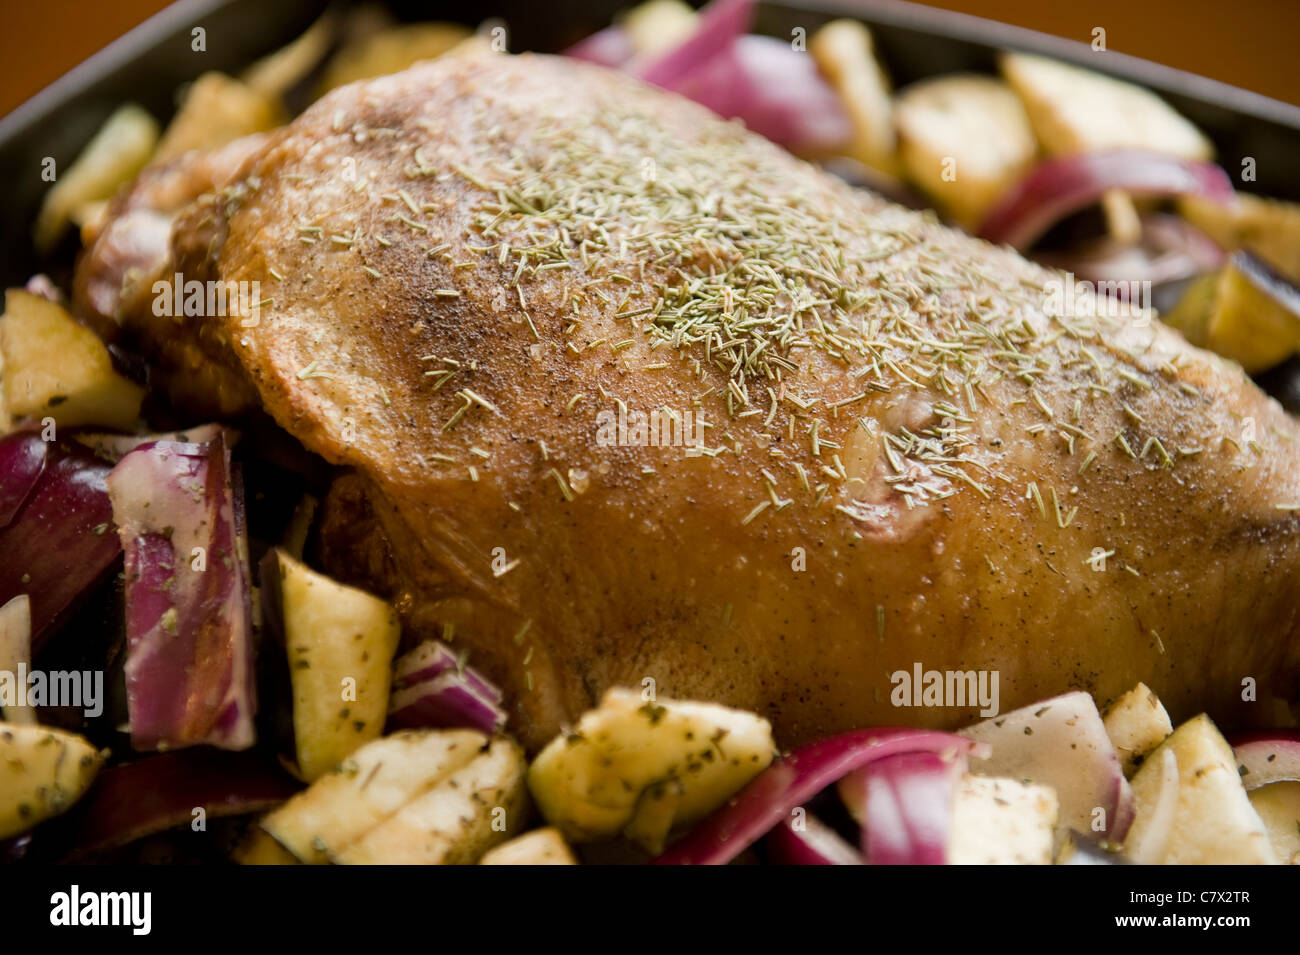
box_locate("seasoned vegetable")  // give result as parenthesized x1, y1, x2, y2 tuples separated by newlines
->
(266, 549, 400, 781)
(960, 691, 1133, 841)
(1102, 682, 1172, 776)
(1180, 192, 1300, 281)
(107, 432, 256, 751)
(478, 826, 578, 865)
(810, 19, 899, 176)
(388, 639, 505, 735)
(1202, 251, 1300, 372)
(947, 775, 1057, 865)
(1248, 782, 1300, 865)
(1130, 714, 1275, 864)
(261, 729, 485, 863)
(0, 289, 143, 430)
(1122, 746, 1180, 864)
(56, 749, 297, 859)
(154, 72, 283, 162)
(654, 728, 983, 865)
(894, 74, 1037, 228)
(528, 688, 775, 852)
(335, 737, 528, 864)
(33, 104, 159, 252)
(839, 749, 965, 865)
(0, 724, 103, 840)
(0, 435, 119, 652)
(766, 812, 863, 865)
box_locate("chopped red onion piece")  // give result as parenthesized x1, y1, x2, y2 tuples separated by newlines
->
(1231, 732, 1300, 791)
(387, 639, 506, 734)
(766, 812, 863, 865)
(978, 150, 1236, 250)
(654, 728, 984, 865)
(0, 436, 119, 652)
(107, 431, 256, 750)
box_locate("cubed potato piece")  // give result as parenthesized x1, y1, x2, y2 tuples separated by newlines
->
(272, 549, 401, 781)
(624, 0, 698, 58)
(34, 104, 159, 252)
(1180, 193, 1300, 283)
(1122, 746, 1181, 864)
(894, 75, 1037, 227)
(1141, 714, 1276, 864)
(948, 775, 1057, 864)
(0, 724, 103, 839)
(1000, 52, 1211, 161)
(261, 729, 487, 863)
(810, 19, 899, 177)
(317, 23, 473, 95)
(334, 737, 528, 864)
(1248, 782, 1300, 865)
(479, 826, 578, 865)
(154, 73, 284, 162)
(528, 688, 774, 853)
(0, 289, 144, 430)
(1103, 683, 1173, 776)
(1203, 254, 1300, 373)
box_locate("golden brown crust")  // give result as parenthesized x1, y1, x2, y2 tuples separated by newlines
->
(84, 52, 1300, 748)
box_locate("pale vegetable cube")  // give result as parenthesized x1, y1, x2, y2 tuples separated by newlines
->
(261, 729, 486, 863)
(1143, 714, 1276, 864)
(948, 775, 1057, 865)
(1102, 683, 1172, 776)
(1001, 52, 1211, 160)
(272, 549, 401, 781)
(0, 289, 143, 430)
(335, 737, 528, 864)
(527, 688, 774, 853)
(0, 724, 103, 839)
(1248, 782, 1300, 865)
(810, 19, 899, 177)
(479, 827, 578, 865)
(34, 104, 159, 252)
(154, 72, 284, 162)
(894, 75, 1037, 227)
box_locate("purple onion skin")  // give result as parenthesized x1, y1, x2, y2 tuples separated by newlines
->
(53, 749, 298, 861)
(0, 436, 120, 653)
(0, 431, 47, 527)
(109, 432, 256, 751)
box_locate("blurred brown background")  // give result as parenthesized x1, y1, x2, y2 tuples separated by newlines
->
(2, 0, 1297, 117)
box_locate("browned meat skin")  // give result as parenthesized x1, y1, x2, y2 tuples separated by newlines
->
(73, 134, 267, 417)
(78, 52, 1300, 750)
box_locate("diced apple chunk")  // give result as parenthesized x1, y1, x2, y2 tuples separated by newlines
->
(948, 775, 1057, 865)
(479, 826, 578, 865)
(0, 723, 103, 839)
(0, 289, 143, 430)
(1103, 683, 1172, 776)
(527, 688, 774, 852)
(261, 729, 486, 863)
